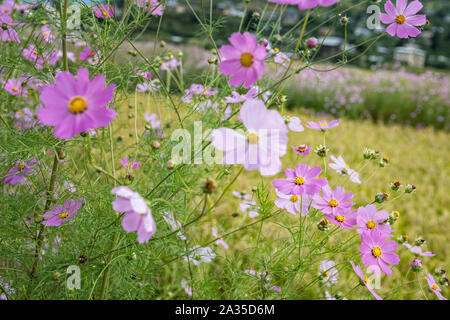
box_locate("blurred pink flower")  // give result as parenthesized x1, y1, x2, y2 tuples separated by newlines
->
(120, 156, 140, 170)
(350, 261, 383, 300)
(3, 158, 36, 185)
(212, 227, 229, 249)
(93, 4, 115, 19)
(291, 144, 311, 155)
(403, 243, 435, 257)
(306, 119, 340, 130)
(425, 271, 447, 300)
(42, 198, 83, 227)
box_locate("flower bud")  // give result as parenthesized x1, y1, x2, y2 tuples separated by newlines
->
(405, 184, 416, 194)
(411, 259, 423, 272)
(379, 157, 389, 167)
(388, 210, 399, 225)
(414, 237, 426, 246)
(314, 145, 329, 158)
(374, 192, 389, 203)
(52, 272, 61, 280)
(261, 39, 269, 47)
(166, 160, 175, 169)
(202, 177, 216, 194)
(317, 219, 329, 231)
(151, 140, 161, 149)
(77, 254, 88, 265)
(252, 12, 260, 19)
(390, 181, 401, 191)
(340, 16, 349, 25)
(306, 37, 318, 49)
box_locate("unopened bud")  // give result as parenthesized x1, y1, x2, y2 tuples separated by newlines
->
(202, 177, 216, 194)
(151, 140, 161, 149)
(405, 184, 416, 194)
(411, 259, 423, 272)
(374, 192, 389, 203)
(390, 181, 401, 191)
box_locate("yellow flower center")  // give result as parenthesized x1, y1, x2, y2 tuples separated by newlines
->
(432, 284, 439, 290)
(328, 199, 338, 207)
(320, 123, 327, 127)
(290, 195, 298, 203)
(394, 210, 400, 217)
(102, 11, 108, 17)
(372, 246, 382, 258)
(364, 275, 369, 284)
(240, 52, 254, 67)
(68, 96, 88, 114)
(323, 271, 329, 277)
(34, 50, 38, 55)
(12, 87, 18, 92)
(3, 9, 8, 13)
(59, 211, 69, 219)
(335, 215, 345, 222)
(298, 146, 306, 152)
(247, 133, 259, 144)
(274, 48, 279, 52)
(89, 51, 95, 57)
(17, 162, 25, 171)
(44, 32, 49, 37)
(366, 220, 376, 229)
(395, 15, 406, 24)
(294, 176, 305, 185)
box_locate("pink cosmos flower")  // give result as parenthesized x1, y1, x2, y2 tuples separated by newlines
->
(326, 208, 357, 230)
(360, 229, 400, 275)
(319, 259, 338, 287)
(4, 78, 26, 96)
(380, 0, 426, 39)
(3, 158, 37, 185)
(286, 116, 304, 132)
(240, 199, 260, 218)
(328, 155, 361, 184)
(425, 271, 447, 300)
(306, 119, 340, 130)
(219, 32, 267, 88)
(41, 25, 54, 43)
(0, 13, 23, 43)
(13, 107, 41, 131)
(312, 185, 354, 215)
(291, 144, 311, 156)
(79, 46, 98, 64)
(161, 210, 186, 241)
(111, 186, 156, 243)
(134, 0, 163, 16)
(181, 279, 193, 296)
(403, 243, 435, 257)
(23, 44, 43, 65)
(211, 227, 229, 249)
(272, 164, 328, 195)
(120, 156, 140, 170)
(93, 4, 115, 19)
(183, 245, 216, 266)
(274, 190, 313, 216)
(0, 1, 14, 15)
(159, 58, 180, 71)
(350, 260, 383, 300)
(356, 204, 392, 236)
(38, 68, 117, 140)
(211, 99, 288, 176)
(42, 198, 83, 226)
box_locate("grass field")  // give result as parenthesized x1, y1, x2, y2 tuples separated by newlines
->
(116, 92, 450, 299)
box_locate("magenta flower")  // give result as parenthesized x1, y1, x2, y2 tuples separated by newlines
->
(403, 243, 435, 257)
(133, 0, 163, 16)
(292, 144, 311, 156)
(306, 119, 340, 130)
(120, 156, 140, 170)
(272, 164, 328, 195)
(319, 260, 339, 287)
(79, 46, 98, 64)
(38, 68, 116, 140)
(425, 271, 448, 300)
(0, 14, 23, 43)
(312, 185, 354, 215)
(274, 190, 313, 216)
(41, 25, 54, 43)
(4, 78, 26, 96)
(3, 158, 36, 185)
(219, 32, 267, 88)
(23, 44, 43, 65)
(0, 1, 14, 15)
(356, 204, 392, 236)
(350, 261, 383, 300)
(325, 208, 357, 230)
(42, 199, 83, 227)
(360, 229, 400, 275)
(211, 227, 229, 249)
(111, 186, 156, 244)
(211, 99, 288, 176)
(380, 0, 426, 39)
(93, 4, 115, 19)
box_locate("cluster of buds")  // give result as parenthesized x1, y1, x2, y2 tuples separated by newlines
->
(363, 148, 380, 160)
(374, 192, 389, 204)
(390, 181, 401, 191)
(410, 259, 423, 272)
(317, 219, 329, 232)
(388, 210, 400, 225)
(405, 184, 416, 194)
(315, 145, 329, 158)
